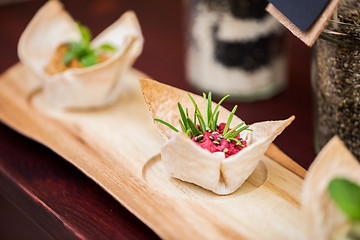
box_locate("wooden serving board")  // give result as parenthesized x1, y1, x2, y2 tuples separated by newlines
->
(0, 63, 307, 240)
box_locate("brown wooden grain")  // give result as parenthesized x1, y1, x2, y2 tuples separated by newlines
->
(266, 144, 307, 179)
(0, 63, 308, 240)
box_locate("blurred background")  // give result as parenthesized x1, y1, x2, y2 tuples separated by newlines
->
(0, 0, 314, 164)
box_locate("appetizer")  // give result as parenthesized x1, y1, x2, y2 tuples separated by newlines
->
(154, 91, 253, 158)
(140, 78, 294, 195)
(18, 0, 143, 109)
(302, 136, 360, 240)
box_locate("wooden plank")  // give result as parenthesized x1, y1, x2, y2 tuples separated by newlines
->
(266, 144, 307, 179)
(0, 120, 160, 240)
(0, 63, 307, 240)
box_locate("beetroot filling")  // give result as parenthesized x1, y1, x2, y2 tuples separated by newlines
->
(191, 123, 247, 158)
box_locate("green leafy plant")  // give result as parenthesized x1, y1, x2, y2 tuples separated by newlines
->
(63, 21, 116, 67)
(328, 178, 360, 222)
(328, 178, 360, 238)
(154, 92, 252, 140)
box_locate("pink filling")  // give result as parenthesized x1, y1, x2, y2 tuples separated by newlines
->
(192, 123, 247, 158)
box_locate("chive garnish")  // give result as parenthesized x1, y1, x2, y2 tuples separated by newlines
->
(203, 93, 208, 127)
(212, 95, 229, 120)
(213, 111, 220, 132)
(223, 105, 238, 135)
(154, 118, 179, 132)
(154, 92, 251, 140)
(207, 92, 213, 129)
(223, 122, 245, 138)
(178, 102, 189, 130)
(186, 118, 202, 136)
(228, 125, 252, 139)
(227, 137, 243, 146)
(196, 112, 206, 133)
(179, 119, 186, 132)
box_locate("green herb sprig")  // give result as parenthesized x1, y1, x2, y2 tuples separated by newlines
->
(63, 21, 116, 67)
(328, 177, 360, 238)
(154, 92, 252, 139)
(328, 178, 360, 221)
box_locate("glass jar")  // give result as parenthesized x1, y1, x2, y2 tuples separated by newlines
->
(312, 1, 360, 160)
(185, 0, 287, 101)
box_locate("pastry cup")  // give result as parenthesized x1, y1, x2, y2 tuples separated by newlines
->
(140, 78, 294, 195)
(302, 136, 360, 240)
(18, 0, 143, 109)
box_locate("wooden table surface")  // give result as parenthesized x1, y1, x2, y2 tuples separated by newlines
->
(0, 0, 314, 239)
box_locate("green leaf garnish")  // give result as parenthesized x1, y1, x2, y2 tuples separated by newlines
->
(63, 51, 78, 65)
(62, 21, 116, 68)
(154, 118, 179, 132)
(185, 129, 192, 137)
(227, 125, 252, 139)
(203, 93, 207, 126)
(66, 42, 85, 57)
(186, 118, 202, 136)
(98, 43, 116, 51)
(79, 50, 97, 67)
(179, 119, 186, 132)
(207, 92, 213, 129)
(212, 95, 229, 128)
(153, 92, 251, 142)
(178, 102, 190, 131)
(328, 178, 360, 222)
(188, 93, 206, 130)
(223, 122, 245, 138)
(223, 105, 238, 135)
(195, 112, 206, 133)
(213, 111, 220, 131)
(227, 137, 243, 146)
(76, 21, 92, 47)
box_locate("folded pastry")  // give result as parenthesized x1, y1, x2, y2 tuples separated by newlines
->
(18, 0, 143, 109)
(140, 78, 294, 195)
(302, 136, 360, 240)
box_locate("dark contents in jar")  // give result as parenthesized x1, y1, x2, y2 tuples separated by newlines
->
(214, 31, 283, 71)
(227, 0, 268, 19)
(190, 0, 284, 72)
(313, 0, 360, 159)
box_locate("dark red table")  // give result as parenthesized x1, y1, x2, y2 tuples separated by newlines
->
(0, 0, 314, 239)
